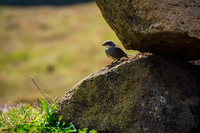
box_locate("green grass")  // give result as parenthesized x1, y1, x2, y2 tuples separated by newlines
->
(0, 75, 97, 132)
(0, 99, 97, 132)
(0, 2, 138, 105)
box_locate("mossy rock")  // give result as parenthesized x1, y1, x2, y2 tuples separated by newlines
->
(55, 55, 200, 133)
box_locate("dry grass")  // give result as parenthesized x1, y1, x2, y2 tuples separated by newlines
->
(0, 2, 137, 105)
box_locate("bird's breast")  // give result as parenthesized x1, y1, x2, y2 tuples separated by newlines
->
(105, 49, 119, 60)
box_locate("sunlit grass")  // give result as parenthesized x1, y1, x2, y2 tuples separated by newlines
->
(0, 2, 138, 105)
(0, 100, 97, 132)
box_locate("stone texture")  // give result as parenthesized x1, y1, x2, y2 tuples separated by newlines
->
(55, 54, 200, 133)
(95, 0, 200, 60)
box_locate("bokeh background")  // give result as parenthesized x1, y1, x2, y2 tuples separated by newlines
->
(0, 1, 137, 105)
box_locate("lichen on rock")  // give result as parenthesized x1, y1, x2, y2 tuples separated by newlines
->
(55, 54, 200, 133)
(55, 0, 200, 132)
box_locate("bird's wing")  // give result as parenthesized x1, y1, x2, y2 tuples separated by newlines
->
(114, 47, 128, 57)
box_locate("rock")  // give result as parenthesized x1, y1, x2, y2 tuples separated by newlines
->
(95, 0, 200, 60)
(55, 54, 200, 133)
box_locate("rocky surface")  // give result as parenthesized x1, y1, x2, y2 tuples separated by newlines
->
(95, 0, 200, 60)
(55, 53, 200, 133)
(55, 1, 200, 132)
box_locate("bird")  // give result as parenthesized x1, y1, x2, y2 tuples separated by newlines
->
(102, 40, 131, 63)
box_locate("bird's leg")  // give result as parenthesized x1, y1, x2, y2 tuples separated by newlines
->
(111, 60, 116, 64)
(111, 59, 121, 64)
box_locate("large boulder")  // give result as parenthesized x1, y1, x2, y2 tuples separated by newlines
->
(95, 0, 200, 60)
(55, 54, 200, 133)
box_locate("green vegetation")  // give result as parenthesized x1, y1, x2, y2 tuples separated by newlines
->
(0, 77, 97, 132)
(0, 100, 97, 132)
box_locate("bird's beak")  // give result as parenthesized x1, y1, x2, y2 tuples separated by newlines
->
(102, 43, 105, 46)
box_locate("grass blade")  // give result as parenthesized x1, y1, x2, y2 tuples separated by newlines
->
(30, 75, 51, 105)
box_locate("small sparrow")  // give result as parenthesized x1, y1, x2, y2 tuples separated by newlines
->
(102, 40, 132, 63)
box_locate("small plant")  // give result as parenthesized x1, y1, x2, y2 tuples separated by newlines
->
(79, 128, 97, 133)
(0, 100, 77, 132)
(39, 99, 77, 132)
(0, 76, 97, 132)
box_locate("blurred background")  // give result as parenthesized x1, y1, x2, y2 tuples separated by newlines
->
(0, 0, 137, 105)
